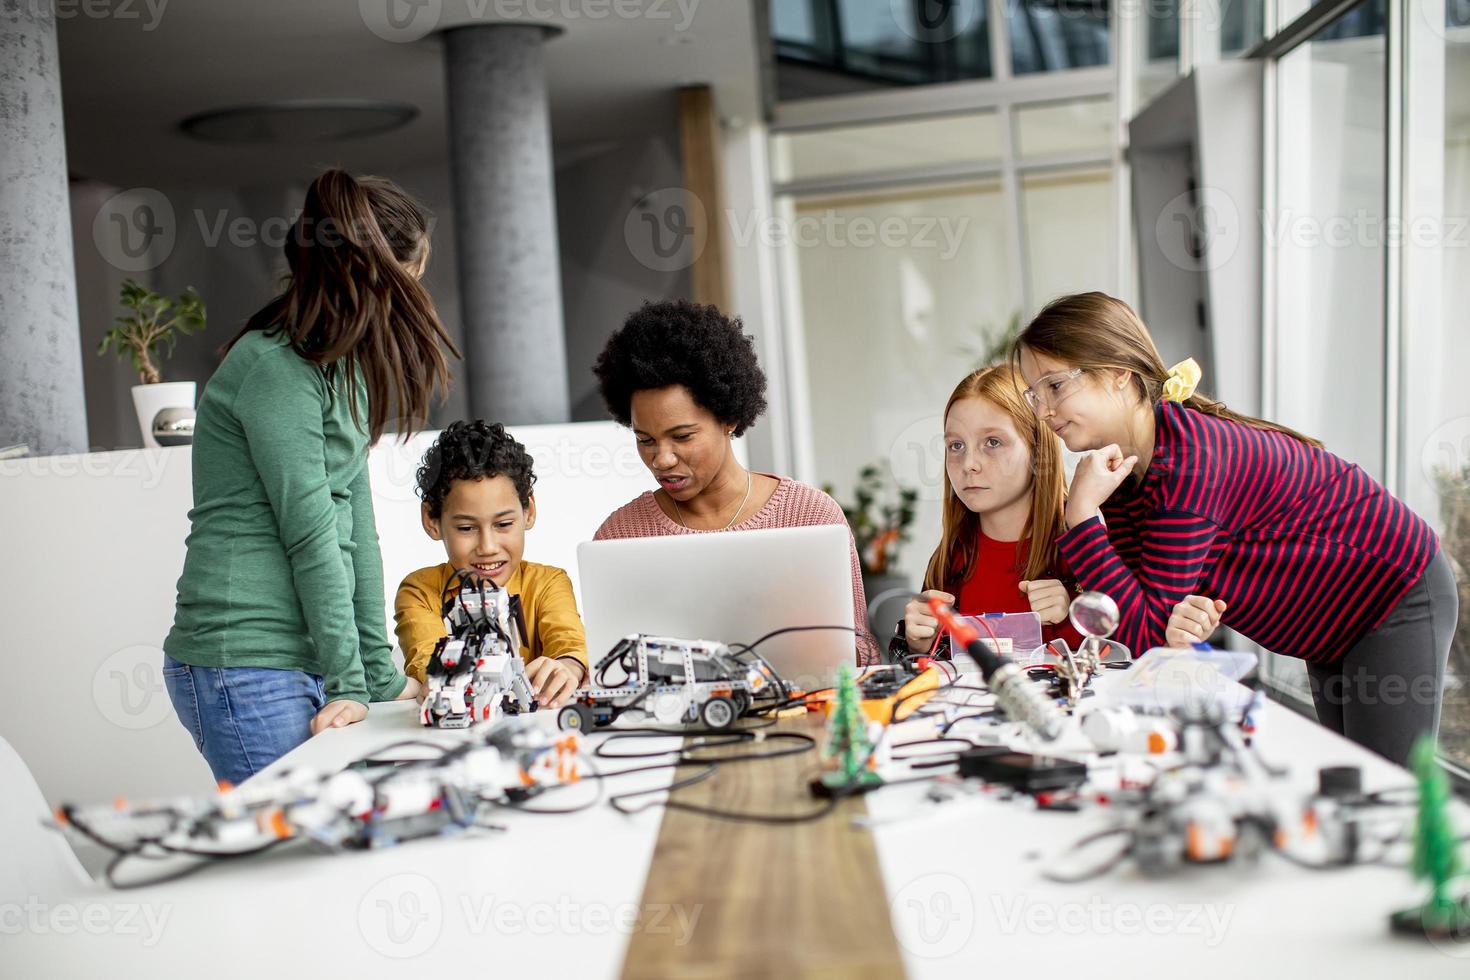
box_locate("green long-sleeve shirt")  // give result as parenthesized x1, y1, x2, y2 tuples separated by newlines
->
(163, 328, 407, 705)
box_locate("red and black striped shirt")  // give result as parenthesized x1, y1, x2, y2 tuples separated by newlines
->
(1057, 401, 1438, 664)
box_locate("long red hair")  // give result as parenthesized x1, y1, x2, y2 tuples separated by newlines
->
(922, 364, 1067, 592)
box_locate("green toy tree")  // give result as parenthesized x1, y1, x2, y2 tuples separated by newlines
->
(821, 665, 881, 791)
(1390, 736, 1470, 938)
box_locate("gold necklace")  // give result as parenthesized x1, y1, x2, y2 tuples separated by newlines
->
(670, 470, 752, 530)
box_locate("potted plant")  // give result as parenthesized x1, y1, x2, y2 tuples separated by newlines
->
(825, 463, 919, 624)
(98, 279, 206, 448)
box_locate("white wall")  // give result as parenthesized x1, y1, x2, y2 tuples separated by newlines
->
(0, 421, 659, 810)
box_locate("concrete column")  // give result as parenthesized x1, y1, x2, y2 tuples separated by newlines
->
(443, 23, 570, 424)
(0, 5, 88, 455)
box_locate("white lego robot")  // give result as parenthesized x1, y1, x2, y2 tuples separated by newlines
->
(421, 572, 539, 729)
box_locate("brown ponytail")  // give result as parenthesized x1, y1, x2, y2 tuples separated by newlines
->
(229, 169, 460, 443)
(1012, 292, 1322, 449)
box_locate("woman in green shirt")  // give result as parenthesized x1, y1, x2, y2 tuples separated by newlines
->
(163, 170, 458, 784)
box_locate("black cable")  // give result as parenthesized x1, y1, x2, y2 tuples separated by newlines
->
(1040, 827, 1135, 883)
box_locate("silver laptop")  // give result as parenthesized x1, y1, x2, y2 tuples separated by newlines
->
(576, 524, 858, 692)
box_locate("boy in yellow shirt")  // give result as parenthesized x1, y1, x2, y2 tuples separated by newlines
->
(395, 420, 588, 707)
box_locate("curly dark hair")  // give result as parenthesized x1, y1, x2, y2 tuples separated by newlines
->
(592, 300, 768, 436)
(416, 420, 536, 519)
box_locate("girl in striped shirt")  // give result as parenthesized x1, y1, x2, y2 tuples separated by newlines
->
(1014, 292, 1455, 766)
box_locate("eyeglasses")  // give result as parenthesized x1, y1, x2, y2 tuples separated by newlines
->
(1022, 368, 1085, 412)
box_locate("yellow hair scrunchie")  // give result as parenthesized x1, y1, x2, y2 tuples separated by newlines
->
(1161, 357, 1202, 403)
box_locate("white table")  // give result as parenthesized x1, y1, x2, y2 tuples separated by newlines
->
(5, 704, 682, 978)
(7, 680, 1469, 977)
(869, 681, 1470, 977)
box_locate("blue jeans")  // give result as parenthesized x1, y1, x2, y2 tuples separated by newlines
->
(162, 655, 327, 785)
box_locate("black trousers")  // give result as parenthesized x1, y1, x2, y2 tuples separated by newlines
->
(1306, 547, 1458, 768)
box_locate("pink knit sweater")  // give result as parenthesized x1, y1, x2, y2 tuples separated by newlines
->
(594, 475, 879, 665)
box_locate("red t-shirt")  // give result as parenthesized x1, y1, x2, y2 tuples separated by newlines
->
(951, 531, 1085, 650)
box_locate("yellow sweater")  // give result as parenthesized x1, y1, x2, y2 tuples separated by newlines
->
(394, 560, 590, 684)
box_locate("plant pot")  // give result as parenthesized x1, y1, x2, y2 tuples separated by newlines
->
(132, 382, 196, 449)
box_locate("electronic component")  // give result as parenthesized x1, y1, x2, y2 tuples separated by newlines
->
(421, 571, 538, 729)
(557, 634, 771, 731)
(927, 596, 1066, 741)
(957, 748, 1088, 793)
(52, 718, 582, 880)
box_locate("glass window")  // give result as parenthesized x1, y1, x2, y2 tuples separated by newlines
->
(1014, 97, 1114, 157)
(769, 0, 993, 95)
(1220, 0, 1266, 55)
(1007, 0, 1112, 74)
(779, 180, 1019, 582)
(1272, 0, 1387, 479)
(1260, 0, 1387, 706)
(1138, 0, 1180, 104)
(771, 112, 1003, 184)
(1021, 168, 1115, 307)
(1405, 11, 1470, 770)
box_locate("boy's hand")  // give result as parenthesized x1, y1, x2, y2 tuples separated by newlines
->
(1018, 579, 1071, 625)
(310, 699, 368, 734)
(903, 590, 954, 653)
(1165, 595, 1227, 647)
(395, 676, 422, 702)
(526, 657, 585, 708)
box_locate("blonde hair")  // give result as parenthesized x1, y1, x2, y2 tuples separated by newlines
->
(1012, 291, 1321, 448)
(922, 364, 1067, 592)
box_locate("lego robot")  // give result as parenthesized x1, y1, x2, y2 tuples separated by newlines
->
(53, 717, 582, 861)
(556, 633, 769, 731)
(421, 572, 539, 729)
